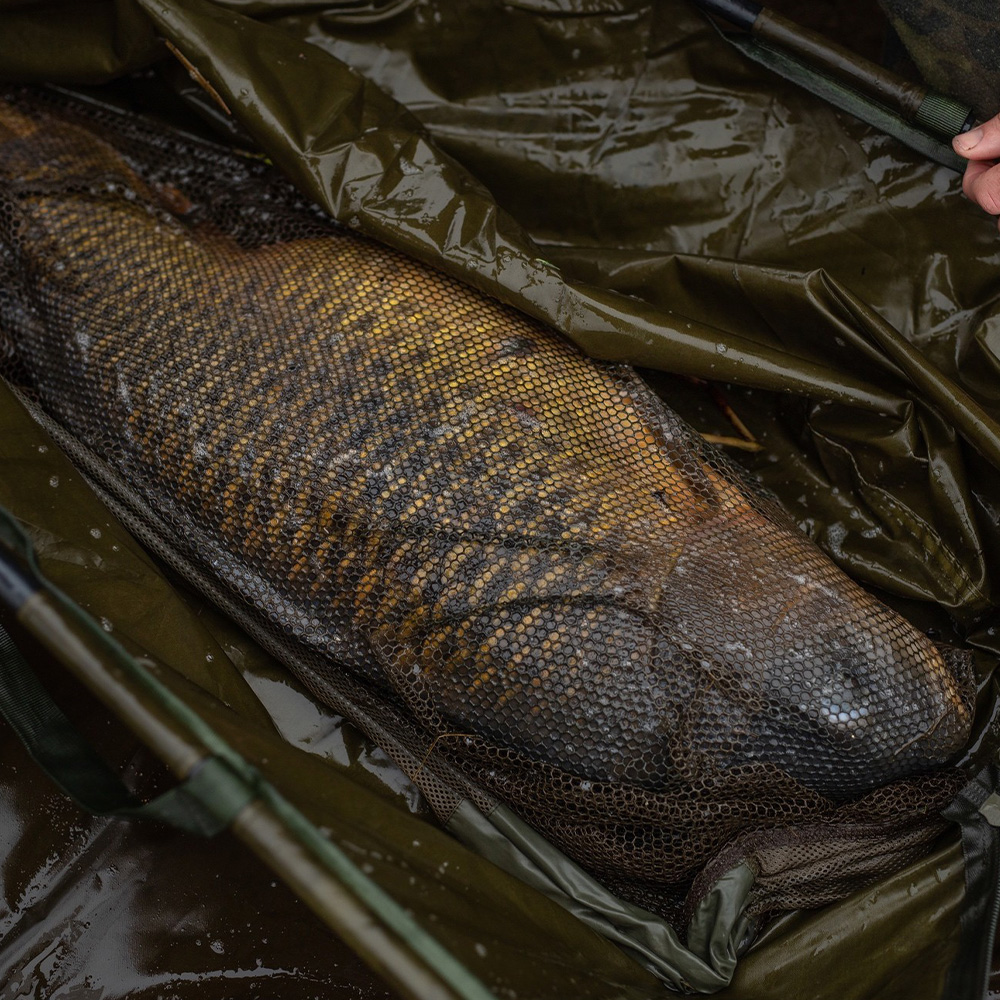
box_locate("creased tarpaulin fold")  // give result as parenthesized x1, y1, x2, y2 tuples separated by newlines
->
(105, 0, 1000, 624)
(0, 1, 998, 998)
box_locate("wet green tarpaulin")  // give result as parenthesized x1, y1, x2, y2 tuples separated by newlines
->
(0, 0, 999, 997)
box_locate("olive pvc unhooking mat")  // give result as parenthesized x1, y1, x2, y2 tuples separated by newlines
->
(0, 1, 999, 998)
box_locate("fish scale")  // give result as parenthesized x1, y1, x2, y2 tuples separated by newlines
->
(0, 92, 974, 834)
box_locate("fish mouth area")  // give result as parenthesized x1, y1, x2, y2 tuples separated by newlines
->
(657, 512, 977, 799)
(717, 644, 976, 800)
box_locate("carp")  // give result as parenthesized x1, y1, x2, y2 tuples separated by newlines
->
(0, 94, 973, 801)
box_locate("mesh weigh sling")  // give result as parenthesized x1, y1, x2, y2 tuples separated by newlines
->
(0, 89, 975, 925)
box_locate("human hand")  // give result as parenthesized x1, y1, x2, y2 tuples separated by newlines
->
(954, 113, 1000, 225)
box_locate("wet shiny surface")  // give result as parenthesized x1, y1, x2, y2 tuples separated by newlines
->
(120, 0, 1000, 647)
(0, 612, 400, 1000)
(0, 0, 997, 996)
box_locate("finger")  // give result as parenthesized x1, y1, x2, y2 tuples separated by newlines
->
(953, 112, 1000, 161)
(962, 158, 993, 201)
(963, 159, 1000, 215)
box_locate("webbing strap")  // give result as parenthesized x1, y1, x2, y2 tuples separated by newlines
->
(0, 620, 253, 836)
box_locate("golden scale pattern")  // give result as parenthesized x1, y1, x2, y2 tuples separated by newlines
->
(0, 92, 974, 907)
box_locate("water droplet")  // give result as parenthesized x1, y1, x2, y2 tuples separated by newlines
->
(89, 527, 102, 540)
(48, 475, 59, 488)
(99, 618, 113, 632)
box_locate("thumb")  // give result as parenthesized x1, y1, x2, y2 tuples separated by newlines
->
(954, 111, 1000, 161)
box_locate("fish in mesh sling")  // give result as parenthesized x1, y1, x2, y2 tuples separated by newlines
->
(0, 92, 975, 905)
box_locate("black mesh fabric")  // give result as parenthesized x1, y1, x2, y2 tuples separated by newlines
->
(0, 88, 976, 920)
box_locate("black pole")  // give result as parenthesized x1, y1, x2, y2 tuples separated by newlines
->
(692, 0, 976, 139)
(691, 0, 761, 31)
(0, 545, 39, 612)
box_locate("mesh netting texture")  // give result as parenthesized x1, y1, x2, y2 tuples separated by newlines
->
(0, 89, 976, 920)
